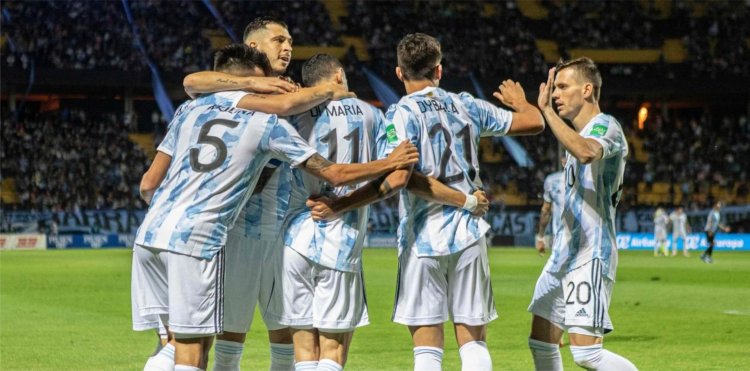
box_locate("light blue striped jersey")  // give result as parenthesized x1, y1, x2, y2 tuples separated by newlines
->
(384, 86, 512, 257)
(543, 171, 565, 238)
(545, 113, 628, 280)
(232, 161, 291, 241)
(134, 92, 316, 259)
(282, 98, 386, 272)
(704, 210, 721, 233)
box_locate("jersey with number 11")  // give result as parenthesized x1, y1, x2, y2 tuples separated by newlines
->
(283, 98, 384, 272)
(385, 86, 512, 257)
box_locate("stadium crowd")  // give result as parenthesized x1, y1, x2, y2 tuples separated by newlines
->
(345, 0, 547, 79)
(2, 0, 748, 212)
(1, 108, 149, 212)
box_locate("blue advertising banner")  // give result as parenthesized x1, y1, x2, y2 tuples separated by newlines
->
(616, 233, 750, 252)
(47, 234, 135, 249)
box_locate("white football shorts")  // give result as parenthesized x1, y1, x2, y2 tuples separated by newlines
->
(131, 244, 168, 331)
(268, 248, 369, 332)
(223, 232, 285, 333)
(528, 258, 614, 334)
(392, 237, 497, 326)
(167, 249, 225, 338)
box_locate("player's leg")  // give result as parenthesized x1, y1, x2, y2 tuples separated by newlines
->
(681, 235, 690, 257)
(291, 328, 320, 370)
(132, 244, 175, 371)
(671, 234, 678, 256)
(563, 260, 637, 370)
(409, 325, 445, 371)
(168, 250, 226, 369)
(568, 329, 637, 370)
(267, 329, 294, 371)
(317, 331, 353, 371)
(393, 248, 450, 371)
(528, 266, 566, 371)
(312, 265, 369, 370)
(702, 231, 715, 263)
(448, 237, 496, 371)
(259, 239, 295, 371)
(269, 248, 317, 368)
(212, 233, 263, 371)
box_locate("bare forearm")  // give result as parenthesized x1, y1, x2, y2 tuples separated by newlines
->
(321, 159, 398, 187)
(330, 170, 409, 214)
(538, 209, 551, 236)
(406, 172, 466, 207)
(542, 107, 600, 163)
(509, 101, 545, 135)
(183, 71, 251, 98)
(244, 85, 333, 116)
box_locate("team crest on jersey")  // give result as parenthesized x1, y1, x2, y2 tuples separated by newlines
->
(590, 123, 608, 137)
(386, 124, 399, 143)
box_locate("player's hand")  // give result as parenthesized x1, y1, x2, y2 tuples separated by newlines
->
(306, 195, 338, 221)
(386, 141, 419, 170)
(471, 190, 489, 217)
(724, 226, 731, 233)
(493, 79, 527, 111)
(535, 235, 546, 255)
(244, 76, 297, 94)
(537, 67, 555, 112)
(329, 82, 357, 100)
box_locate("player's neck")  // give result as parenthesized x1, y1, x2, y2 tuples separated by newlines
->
(403, 79, 437, 94)
(571, 103, 601, 131)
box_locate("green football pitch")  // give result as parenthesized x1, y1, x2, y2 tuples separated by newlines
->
(2, 248, 749, 370)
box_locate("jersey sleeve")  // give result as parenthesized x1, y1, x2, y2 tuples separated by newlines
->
(584, 117, 628, 160)
(460, 93, 512, 137)
(156, 120, 179, 156)
(378, 104, 413, 159)
(268, 118, 317, 168)
(214, 91, 248, 108)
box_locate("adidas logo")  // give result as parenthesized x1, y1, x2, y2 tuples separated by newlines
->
(575, 308, 589, 318)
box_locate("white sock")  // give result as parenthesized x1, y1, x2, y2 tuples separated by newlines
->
(270, 343, 295, 371)
(174, 366, 203, 371)
(414, 346, 443, 371)
(570, 344, 637, 370)
(459, 341, 492, 371)
(528, 338, 563, 371)
(295, 361, 318, 371)
(213, 340, 244, 371)
(144, 343, 175, 371)
(316, 359, 343, 371)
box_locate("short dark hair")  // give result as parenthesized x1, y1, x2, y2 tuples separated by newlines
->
(301, 54, 343, 87)
(396, 33, 442, 81)
(213, 44, 272, 76)
(243, 16, 288, 42)
(555, 57, 602, 101)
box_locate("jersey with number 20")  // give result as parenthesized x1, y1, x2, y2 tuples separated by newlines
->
(545, 113, 628, 280)
(385, 87, 513, 257)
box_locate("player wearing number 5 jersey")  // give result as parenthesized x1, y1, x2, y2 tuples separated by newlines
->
(384, 33, 544, 371)
(528, 58, 636, 371)
(133, 47, 419, 371)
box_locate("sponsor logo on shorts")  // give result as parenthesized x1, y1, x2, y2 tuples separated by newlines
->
(575, 308, 589, 318)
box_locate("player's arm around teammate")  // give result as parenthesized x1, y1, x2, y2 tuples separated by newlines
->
(307, 174, 490, 221)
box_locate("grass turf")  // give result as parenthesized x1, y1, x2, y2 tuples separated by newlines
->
(1, 248, 749, 370)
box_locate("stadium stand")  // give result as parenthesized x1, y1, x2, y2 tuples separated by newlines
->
(1, 108, 149, 212)
(1, 0, 748, 215)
